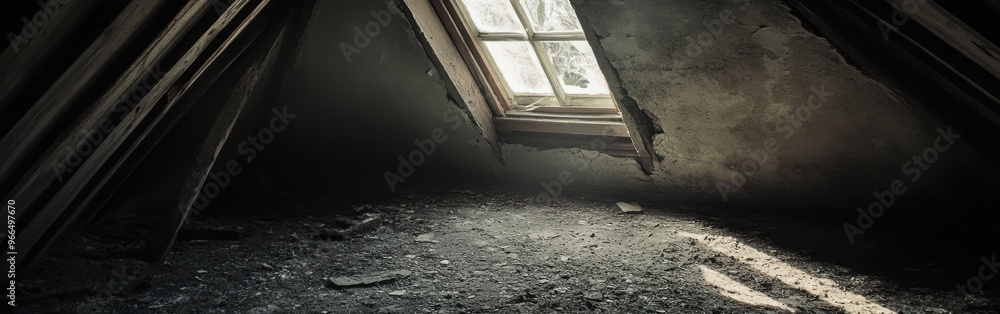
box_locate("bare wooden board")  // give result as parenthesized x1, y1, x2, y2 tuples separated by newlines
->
(495, 116, 630, 138)
(402, 0, 501, 151)
(0, 0, 95, 111)
(5, 0, 216, 218)
(883, 0, 1000, 81)
(13, 0, 256, 266)
(149, 19, 287, 261)
(0, 0, 172, 193)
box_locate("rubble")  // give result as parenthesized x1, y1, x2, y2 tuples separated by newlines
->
(616, 202, 643, 214)
(325, 270, 412, 288)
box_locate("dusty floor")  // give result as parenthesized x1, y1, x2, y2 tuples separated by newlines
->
(18, 189, 1000, 313)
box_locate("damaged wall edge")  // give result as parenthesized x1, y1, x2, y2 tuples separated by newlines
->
(576, 13, 661, 174)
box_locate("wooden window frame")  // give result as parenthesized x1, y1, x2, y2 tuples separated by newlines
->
(434, 0, 618, 115)
(405, 0, 657, 169)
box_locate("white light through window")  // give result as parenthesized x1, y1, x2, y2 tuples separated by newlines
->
(455, 0, 614, 110)
(680, 232, 894, 314)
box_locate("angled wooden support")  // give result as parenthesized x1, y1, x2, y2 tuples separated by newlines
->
(0, 0, 95, 113)
(6, 0, 216, 221)
(401, 0, 501, 155)
(0, 0, 172, 194)
(883, 0, 1000, 81)
(149, 19, 288, 261)
(13, 0, 257, 266)
(44, 0, 277, 265)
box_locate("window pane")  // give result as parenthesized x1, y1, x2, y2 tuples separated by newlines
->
(459, 0, 524, 34)
(518, 0, 583, 32)
(542, 41, 609, 95)
(484, 41, 554, 95)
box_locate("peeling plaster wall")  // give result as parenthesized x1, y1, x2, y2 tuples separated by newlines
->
(500, 0, 1000, 213)
(279, 0, 999, 216)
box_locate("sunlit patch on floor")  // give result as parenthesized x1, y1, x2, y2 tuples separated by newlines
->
(680, 232, 894, 314)
(698, 265, 795, 312)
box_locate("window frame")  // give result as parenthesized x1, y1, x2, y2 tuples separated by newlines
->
(411, 0, 657, 170)
(435, 0, 619, 115)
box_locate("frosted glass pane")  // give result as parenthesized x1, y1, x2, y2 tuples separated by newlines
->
(484, 41, 553, 95)
(543, 41, 609, 95)
(518, 0, 583, 32)
(460, 0, 524, 33)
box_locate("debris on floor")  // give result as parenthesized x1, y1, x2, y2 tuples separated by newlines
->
(17, 190, 998, 313)
(617, 202, 644, 214)
(414, 233, 438, 243)
(325, 270, 412, 289)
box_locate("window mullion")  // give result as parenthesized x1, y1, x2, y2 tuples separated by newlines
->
(530, 42, 567, 106)
(509, 0, 568, 106)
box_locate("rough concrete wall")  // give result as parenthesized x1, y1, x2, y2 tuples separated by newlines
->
(282, 0, 999, 215)
(498, 0, 1000, 212)
(539, 0, 933, 205)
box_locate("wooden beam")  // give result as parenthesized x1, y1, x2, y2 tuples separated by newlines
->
(883, 0, 1000, 81)
(503, 134, 640, 157)
(402, 0, 501, 151)
(0, 0, 172, 194)
(76, 0, 281, 234)
(73, 1, 282, 250)
(6, 0, 214, 221)
(430, 0, 512, 113)
(14, 0, 257, 266)
(148, 20, 287, 261)
(832, 0, 1000, 123)
(495, 116, 630, 137)
(504, 111, 622, 121)
(0, 0, 95, 112)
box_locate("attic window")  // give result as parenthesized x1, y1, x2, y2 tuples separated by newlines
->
(415, 0, 657, 164)
(453, 0, 616, 113)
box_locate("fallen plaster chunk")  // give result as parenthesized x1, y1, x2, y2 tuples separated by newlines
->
(617, 202, 643, 214)
(325, 270, 412, 288)
(415, 233, 439, 243)
(583, 291, 604, 301)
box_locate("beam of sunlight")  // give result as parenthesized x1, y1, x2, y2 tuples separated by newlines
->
(699, 265, 795, 312)
(680, 232, 894, 314)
